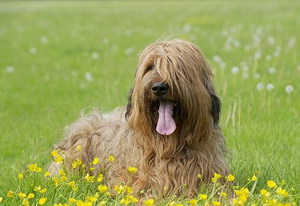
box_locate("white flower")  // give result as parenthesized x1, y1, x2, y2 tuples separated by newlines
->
(267, 67, 276, 74)
(220, 62, 226, 69)
(40, 36, 48, 44)
(266, 83, 274, 91)
(233, 40, 240, 48)
(253, 73, 261, 79)
(254, 51, 262, 60)
(183, 24, 192, 32)
(265, 55, 272, 61)
(125, 47, 134, 55)
(285, 85, 294, 94)
(84, 72, 93, 81)
(242, 72, 249, 79)
(267, 36, 275, 45)
(29, 47, 37, 54)
(6, 66, 15, 73)
(256, 83, 264, 91)
(241, 62, 249, 71)
(231, 66, 239, 74)
(212, 55, 221, 63)
(92, 52, 99, 59)
(287, 37, 296, 48)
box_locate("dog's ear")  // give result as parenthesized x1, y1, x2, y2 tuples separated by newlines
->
(210, 93, 221, 125)
(125, 88, 133, 120)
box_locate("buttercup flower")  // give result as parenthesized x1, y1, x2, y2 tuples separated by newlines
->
(127, 167, 138, 173)
(144, 198, 155, 206)
(198, 194, 207, 200)
(38, 197, 47, 205)
(227, 174, 235, 182)
(267, 180, 277, 188)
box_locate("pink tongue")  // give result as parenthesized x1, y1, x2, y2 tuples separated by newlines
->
(156, 101, 176, 135)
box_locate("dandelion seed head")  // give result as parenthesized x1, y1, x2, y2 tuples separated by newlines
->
(242, 72, 249, 79)
(253, 73, 261, 79)
(212, 55, 222, 63)
(6, 66, 15, 73)
(92, 52, 99, 59)
(268, 67, 276, 74)
(84, 72, 93, 81)
(266, 84, 274, 91)
(285, 85, 294, 94)
(29, 47, 37, 54)
(231, 66, 239, 74)
(256, 83, 264, 90)
(40, 36, 48, 44)
(267, 36, 275, 45)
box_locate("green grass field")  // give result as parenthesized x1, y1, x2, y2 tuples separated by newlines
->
(0, 1, 299, 205)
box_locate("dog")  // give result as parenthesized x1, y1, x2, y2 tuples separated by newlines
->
(49, 39, 229, 197)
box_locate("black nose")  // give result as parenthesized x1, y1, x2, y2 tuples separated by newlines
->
(152, 82, 169, 96)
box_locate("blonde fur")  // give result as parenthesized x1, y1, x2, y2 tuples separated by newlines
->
(49, 39, 229, 197)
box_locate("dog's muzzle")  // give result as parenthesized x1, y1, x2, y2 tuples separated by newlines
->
(152, 82, 169, 96)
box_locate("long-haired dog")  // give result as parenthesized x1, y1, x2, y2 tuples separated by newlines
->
(49, 39, 229, 197)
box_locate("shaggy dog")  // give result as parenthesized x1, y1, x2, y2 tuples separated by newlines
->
(49, 39, 229, 197)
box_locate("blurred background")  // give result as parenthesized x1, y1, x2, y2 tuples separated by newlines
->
(0, 0, 299, 194)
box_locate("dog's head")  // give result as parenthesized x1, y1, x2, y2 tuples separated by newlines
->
(126, 39, 220, 140)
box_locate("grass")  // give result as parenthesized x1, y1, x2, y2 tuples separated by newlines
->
(0, 1, 299, 205)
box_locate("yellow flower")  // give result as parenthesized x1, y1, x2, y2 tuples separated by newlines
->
(251, 175, 257, 181)
(127, 167, 138, 173)
(220, 192, 227, 197)
(22, 198, 29, 206)
(212, 201, 221, 206)
(0, 197, 3, 202)
(76, 200, 84, 206)
(260, 189, 270, 197)
(211, 173, 221, 183)
(38, 197, 47, 205)
(92, 158, 99, 165)
(28, 163, 42, 172)
(39, 188, 47, 194)
(34, 186, 42, 192)
(76, 145, 82, 151)
(267, 180, 277, 188)
(276, 187, 289, 197)
(99, 200, 106, 206)
(114, 185, 126, 194)
(7, 190, 14, 197)
(54, 155, 64, 163)
(18, 193, 26, 198)
(126, 186, 133, 194)
(226, 174, 235, 182)
(18, 173, 24, 180)
(51, 149, 59, 157)
(198, 194, 207, 200)
(28, 193, 35, 199)
(44, 171, 50, 177)
(235, 188, 249, 204)
(187, 199, 197, 205)
(143, 198, 155, 206)
(98, 185, 108, 193)
(97, 174, 104, 182)
(84, 174, 95, 182)
(59, 169, 66, 176)
(108, 155, 115, 163)
(87, 196, 97, 203)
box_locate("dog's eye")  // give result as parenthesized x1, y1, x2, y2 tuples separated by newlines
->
(146, 65, 155, 71)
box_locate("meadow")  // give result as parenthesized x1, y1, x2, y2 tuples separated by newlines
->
(0, 1, 299, 205)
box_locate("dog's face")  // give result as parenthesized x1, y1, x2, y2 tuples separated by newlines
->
(126, 40, 220, 139)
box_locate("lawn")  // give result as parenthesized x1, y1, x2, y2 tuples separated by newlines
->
(0, 1, 299, 205)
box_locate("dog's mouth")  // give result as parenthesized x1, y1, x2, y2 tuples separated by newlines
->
(151, 100, 179, 136)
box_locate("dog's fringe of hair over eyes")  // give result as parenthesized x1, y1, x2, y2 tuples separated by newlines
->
(49, 39, 229, 198)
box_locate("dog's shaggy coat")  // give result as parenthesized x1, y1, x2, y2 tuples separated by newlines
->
(49, 39, 229, 197)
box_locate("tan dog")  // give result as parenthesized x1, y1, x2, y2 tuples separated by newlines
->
(49, 39, 229, 197)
